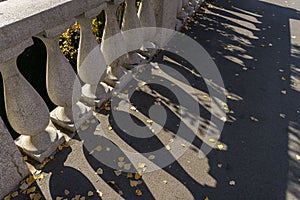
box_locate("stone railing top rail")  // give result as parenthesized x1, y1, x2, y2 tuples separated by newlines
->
(0, 0, 109, 50)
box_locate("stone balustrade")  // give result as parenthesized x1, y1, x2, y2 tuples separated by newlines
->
(0, 0, 202, 198)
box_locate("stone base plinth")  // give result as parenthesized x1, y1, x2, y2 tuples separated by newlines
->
(50, 102, 93, 133)
(15, 124, 65, 163)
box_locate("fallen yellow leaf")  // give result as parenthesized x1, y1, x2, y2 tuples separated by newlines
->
(165, 145, 171, 151)
(95, 145, 102, 152)
(281, 90, 287, 95)
(87, 191, 94, 197)
(118, 162, 125, 168)
(209, 138, 216, 143)
(26, 186, 36, 194)
(118, 157, 125, 162)
(146, 119, 153, 124)
(124, 163, 131, 170)
(64, 189, 70, 195)
(217, 144, 224, 150)
(296, 154, 300, 160)
(96, 168, 103, 175)
(127, 173, 133, 178)
(130, 180, 139, 187)
(135, 172, 142, 180)
(137, 163, 145, 169)
(11, 191, 18, 198)
(3, 195, 11, 200)
(96, 190, 103, 197)
(114, 170, 122, 176)
(135, 189, 142, 196)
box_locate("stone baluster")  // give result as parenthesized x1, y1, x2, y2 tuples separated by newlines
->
(101, 1, 128, 84)
(0, 39, 64, 163)
(137, 0, 157, 58)
(150, 0, 178, 30)
(37, 22, 93, 133)
(121, 0, 144, 66)
(76, 4, 114, 107)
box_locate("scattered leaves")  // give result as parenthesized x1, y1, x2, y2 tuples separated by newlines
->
(130, 180, 139, 187)
(11, 191, 18, 198)
(130, 106, 137, 111)
(135, 172, 142, 180)
(137, 163, 145, 169)
(281, 90, 287, 95)
(165, 145, 171, 151)
(96, 190, 103, 197)
(135, 189, 142, 196)
(229, 180, 236, 186)
(87, 191, 94, 197)
(118, 162, 125, 168)
(118, 157, 125, 162)
(64, 189, 70, 195)
(29, 193, 42, 200)
(114, 170, 122, 176)
(250, 116, 259, 122)
(217, 144, 225, 150)
(96, 168, 103, 175)
(26, 186, 36, 194)
(146, 119, 153, 124)
(124, 163, 131, 171)
(95, 145, 102, 152)
(209, 138, 216, 143)
(4, 195, 11, 200)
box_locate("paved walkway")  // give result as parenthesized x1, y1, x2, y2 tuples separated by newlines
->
(9, 0, 300, 199)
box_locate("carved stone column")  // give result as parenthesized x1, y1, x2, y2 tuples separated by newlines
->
(121, 0, 144, 66)
(77, 4, 114, 107)
(101, 1, 128, 84)
(150, 0, 178, 30)
(0, 39, 64, 163)
(137, 0, 157, 58)
(37, 22, 93, 133)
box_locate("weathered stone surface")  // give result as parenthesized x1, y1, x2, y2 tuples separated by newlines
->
(0, 117, 29, 199)
(150, 0, 178, 30)
(0, 0, 106, 50)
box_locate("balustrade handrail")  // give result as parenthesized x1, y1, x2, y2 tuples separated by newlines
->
(0, 0, 107, 51)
